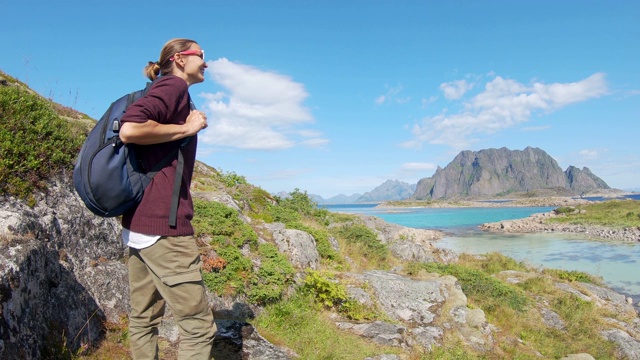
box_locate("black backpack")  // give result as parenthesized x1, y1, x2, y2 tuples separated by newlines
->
(73, 82, 191, 226)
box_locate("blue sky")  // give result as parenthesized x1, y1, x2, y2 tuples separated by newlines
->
(3, 0, 639, 198)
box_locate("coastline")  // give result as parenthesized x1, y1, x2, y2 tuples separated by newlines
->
(480, 210, 640, 242)
(375, 193, 640, 242)
(379, 196, 593, 209)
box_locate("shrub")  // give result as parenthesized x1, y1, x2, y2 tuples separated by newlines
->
(192, 199, 258, 248)
(333, 224, 388, 262)
(247, 243, 295, 305)
(203, 246, 253, 296)
(302, 270, 376, 320)
(408, 261, 530, 312)
(287, 222, 339, 261)
(216, 169, 247, 187)
(554, 206, 575, 215)
(543, 269, 601, 284)
(0, 85, 84, 201)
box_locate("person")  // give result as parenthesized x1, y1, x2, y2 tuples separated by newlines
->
(118, 38, 216, 360)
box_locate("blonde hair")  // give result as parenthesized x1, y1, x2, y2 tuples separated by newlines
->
(143, 38, 199, 81)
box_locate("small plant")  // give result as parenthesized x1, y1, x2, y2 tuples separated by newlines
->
(554, 206, 575, 215)
(203, 246, 253, 296)
(332, 224, 389, 263)
(216, 169, 248, 187)
(408, 261, 530, 312)
(543, 268, 601, 284)
(303, 270, 349, 308)
(247, 243, 295, 305)
(192, 199, 258, 248)
(302, 270, 377, 320)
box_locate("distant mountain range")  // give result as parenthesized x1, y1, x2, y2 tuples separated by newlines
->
(311, 180, 416, 205)
(306, 147, 613, 204)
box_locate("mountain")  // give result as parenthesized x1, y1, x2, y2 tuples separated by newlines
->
(310, 193, 362, 205)
(411, 147, 610, 200)
(355, 180, 416, 203)
(309, 179, 416, 204)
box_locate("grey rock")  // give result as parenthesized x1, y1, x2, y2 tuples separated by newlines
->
(601, 329, 640, 360)
(270, 226, 320, 270)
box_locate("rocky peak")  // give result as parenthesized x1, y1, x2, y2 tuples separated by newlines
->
(412, 147, 610, 200)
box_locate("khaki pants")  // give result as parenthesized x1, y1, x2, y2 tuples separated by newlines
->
(128, 236, 217, 360)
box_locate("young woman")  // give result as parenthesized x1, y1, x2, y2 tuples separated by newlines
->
(119, 38, 215, 360)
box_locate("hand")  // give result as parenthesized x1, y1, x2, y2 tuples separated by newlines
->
(186, 110, 208, 135)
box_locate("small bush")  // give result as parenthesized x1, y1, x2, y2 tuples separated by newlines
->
(302, 270, 377, 320)
(554, 206, 575, 215)
(333, 224, 388, 262)
(543, 268, 601, 284)
(247, 243, 295, 305)
(192, 199, 258, 248)
(408, 261, 530, 312)
(203, 246, 253, 296)
(0, 85, 84, 201)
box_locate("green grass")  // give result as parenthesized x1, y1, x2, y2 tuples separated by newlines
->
(254, 292, 402, 360)
(405, 254, 531, 313)
(548, 199, 640, 228)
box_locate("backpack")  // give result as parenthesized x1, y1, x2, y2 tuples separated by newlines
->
(73, 82, 191, 226)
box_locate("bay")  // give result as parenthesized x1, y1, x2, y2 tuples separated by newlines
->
(324, 203, 640, 302)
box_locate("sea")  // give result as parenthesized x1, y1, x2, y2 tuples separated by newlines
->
(322, 194, 640, 303)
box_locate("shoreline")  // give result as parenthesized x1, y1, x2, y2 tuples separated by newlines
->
(373, 194, 640, 242)
(480, 210, 640, 242)
(378, 191, 638, 209)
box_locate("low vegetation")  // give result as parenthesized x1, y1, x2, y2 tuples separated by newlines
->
(548, 199, 640, 228)
(0, 81, 85, 205)
(3, 69, 637, 359)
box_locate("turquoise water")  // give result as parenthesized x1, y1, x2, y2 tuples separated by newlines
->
(324, 203, 640, 301)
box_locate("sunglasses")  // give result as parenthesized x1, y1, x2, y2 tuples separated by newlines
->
(170, 49, 205, 61)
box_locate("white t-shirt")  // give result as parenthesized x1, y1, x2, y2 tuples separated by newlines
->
(122, 228, 161, 249)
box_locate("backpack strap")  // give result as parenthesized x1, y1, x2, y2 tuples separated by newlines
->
(142, 136, 192, 227)
(165, 99, 198, 227)
(168, 137, 192, 227)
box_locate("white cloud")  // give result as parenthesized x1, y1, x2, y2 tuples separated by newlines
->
(522, 125, 551, 131)
(401, 162, 437, 171)
(376, 84, 410, 105)
(440, 79, 473, 100)
(579, 149, 599, 160)
(421, 96, 437, 108)
(199, 58, 326, 150)
(403, 73, 608, 150)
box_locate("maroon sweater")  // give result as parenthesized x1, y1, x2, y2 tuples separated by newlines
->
(120, 75, 197, 236)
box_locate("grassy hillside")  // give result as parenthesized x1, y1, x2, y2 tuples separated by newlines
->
(2, 69, 637, 359)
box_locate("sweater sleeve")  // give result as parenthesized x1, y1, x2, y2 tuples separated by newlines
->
(121, 75, 189, 125)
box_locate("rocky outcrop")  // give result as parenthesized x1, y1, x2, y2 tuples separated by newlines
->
(412, 147, 610, 200)
(265, 223, 320, 270)
(495, 270, 640, 359)
(0, 177, 128, 359)
(340, 270, 494, 352)
(0, 176, 296, 359)
(356, 215, 457, 263)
